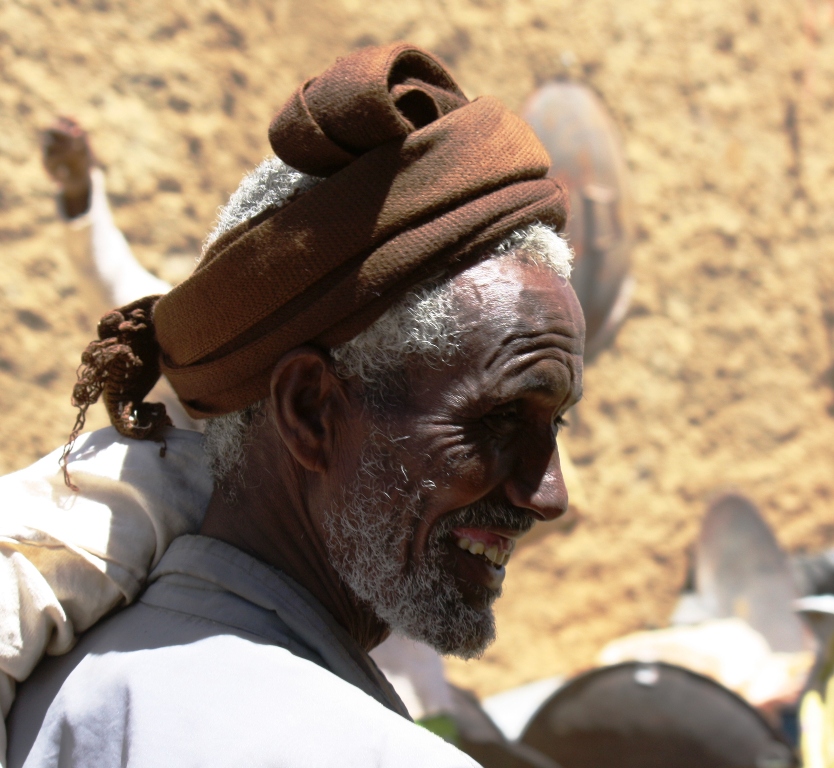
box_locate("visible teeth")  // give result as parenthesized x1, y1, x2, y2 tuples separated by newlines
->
(455, 537, 511, 567)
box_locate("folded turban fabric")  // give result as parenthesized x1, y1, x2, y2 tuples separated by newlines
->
(69, 42, 568, 449)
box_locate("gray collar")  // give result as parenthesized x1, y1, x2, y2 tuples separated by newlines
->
(149, 535, 410, 719)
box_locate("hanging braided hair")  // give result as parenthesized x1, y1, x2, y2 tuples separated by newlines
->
(61, 295, 171, 489)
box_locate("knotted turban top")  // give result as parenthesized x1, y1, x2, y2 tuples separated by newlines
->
(70, 42, 568, 447)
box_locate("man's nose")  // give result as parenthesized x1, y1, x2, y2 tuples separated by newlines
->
(502, 434, 569, 522)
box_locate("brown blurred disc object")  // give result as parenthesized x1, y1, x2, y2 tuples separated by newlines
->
(696, 493, 810, 653)
(522, 81, 634, 362)
(519, 662, 795, 768)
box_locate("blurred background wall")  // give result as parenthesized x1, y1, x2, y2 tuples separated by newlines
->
(1, 0, 833, 697)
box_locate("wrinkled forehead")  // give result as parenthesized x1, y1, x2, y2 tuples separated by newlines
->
(451, 252, 586, 354)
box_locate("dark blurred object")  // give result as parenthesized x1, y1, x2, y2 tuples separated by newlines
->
(520, 662, 796, 768)
(41, 116, 94, 219)
(523, 81, 634, 362)
(449, 685, 562, 768)
(697, 493, 809, 653)
(791, 551, 834, 597)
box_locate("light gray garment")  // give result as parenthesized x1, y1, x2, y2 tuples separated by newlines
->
(7, 535, 479, 768)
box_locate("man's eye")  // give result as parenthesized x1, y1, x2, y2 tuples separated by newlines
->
(552, 415, 569, 435)
(482, 405, 520, 435)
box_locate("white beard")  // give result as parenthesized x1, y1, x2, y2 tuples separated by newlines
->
(323, 429, 532, 659)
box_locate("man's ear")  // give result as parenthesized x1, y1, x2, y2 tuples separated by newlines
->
(267, 346, 349, 473)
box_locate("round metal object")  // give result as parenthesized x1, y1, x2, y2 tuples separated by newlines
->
(696, 493, 809, 653)
(522, 81, 634, 361)
(520, 661, 795, 768)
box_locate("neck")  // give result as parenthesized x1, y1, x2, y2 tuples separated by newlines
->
(200, 443, 390, 653)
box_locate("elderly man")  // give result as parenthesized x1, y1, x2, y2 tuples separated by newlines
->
(6, 43, 583, 767)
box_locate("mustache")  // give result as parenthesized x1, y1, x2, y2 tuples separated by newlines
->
(435, 498, 536, 538)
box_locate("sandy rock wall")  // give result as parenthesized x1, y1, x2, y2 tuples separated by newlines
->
(1, 0, 833, 697)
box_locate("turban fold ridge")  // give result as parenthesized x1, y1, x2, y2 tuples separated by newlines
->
(71, 42, 568, 441)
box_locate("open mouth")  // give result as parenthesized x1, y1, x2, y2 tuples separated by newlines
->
(451, 527, 519, 570)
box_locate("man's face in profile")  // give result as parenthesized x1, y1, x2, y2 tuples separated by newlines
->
(323, 254, 585, 658)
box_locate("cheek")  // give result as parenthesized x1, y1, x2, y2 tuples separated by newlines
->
(408, 424, 508, 506)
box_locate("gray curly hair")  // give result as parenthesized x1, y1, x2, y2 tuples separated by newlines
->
(201, 157, 574, 487)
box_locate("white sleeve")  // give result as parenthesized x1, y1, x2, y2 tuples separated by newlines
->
(83, 168, 173, 306)
(0, 427, 212, 766)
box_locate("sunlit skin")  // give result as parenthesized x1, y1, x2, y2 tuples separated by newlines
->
(201, 253, 585, 650)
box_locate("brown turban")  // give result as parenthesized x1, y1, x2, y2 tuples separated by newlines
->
(70, 42, 568, 446)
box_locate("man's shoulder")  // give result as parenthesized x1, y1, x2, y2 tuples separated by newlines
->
(5, 599, 252, 764)
(10, 607, 477, 768)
